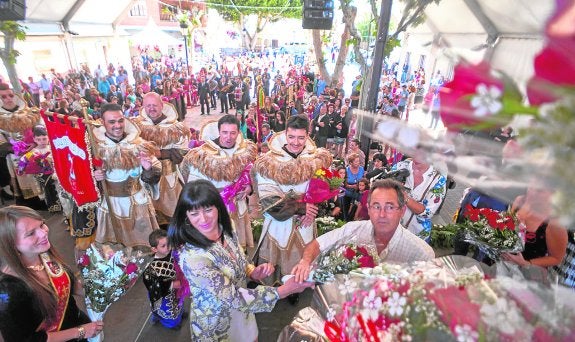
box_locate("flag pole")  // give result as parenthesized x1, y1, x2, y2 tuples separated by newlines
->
(80, 99, 120, 230)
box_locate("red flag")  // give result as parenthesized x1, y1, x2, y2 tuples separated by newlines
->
(41, 111, 100, 208)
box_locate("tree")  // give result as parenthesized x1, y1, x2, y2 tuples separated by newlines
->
(0, 21, 26, 92)
(205, 0, 301, 51)
(312, 0, 439, 89)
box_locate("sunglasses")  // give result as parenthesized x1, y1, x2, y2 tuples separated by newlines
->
(1, 94, 14, 99)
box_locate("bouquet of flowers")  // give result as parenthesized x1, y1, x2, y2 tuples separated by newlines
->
(77, 244, 151, 341)
(316, 216, 346, 236)
(441, 205, 524, 261)
(301, 167, 345, 204)
(311, 241, 379, 283)
(17, 150, 52, 175)
(321, 259, 575, 342)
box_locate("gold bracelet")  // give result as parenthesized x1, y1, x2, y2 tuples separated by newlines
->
(77, 326, 86, 340)
(245, 264, 256, 278)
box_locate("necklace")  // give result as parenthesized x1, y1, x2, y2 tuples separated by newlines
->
(27, 264, 45, 272)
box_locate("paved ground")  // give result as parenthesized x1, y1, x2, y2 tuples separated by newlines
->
(4, 102, 465, 341)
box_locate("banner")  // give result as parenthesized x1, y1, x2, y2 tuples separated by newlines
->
(41, 111, 100, 208)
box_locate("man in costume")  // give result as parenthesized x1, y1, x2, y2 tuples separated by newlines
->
(133, 92, 189, 226)
(252, 114, 331, 293)
(0, 83, 44, 204)
(93, 103, 161, 247)
(181, 114, 257, 248)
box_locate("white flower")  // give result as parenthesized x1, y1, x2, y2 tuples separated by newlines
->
(326, 307, 336, 322)
(480, 297, 523, 335)
(387, 292, 406, 317)
(362, 289, 383, 321)
(397, 126, 420, 148)
(338, 276, 358, 296)
(377, 120, 400, 140)
(470, 83, 503, 117)
(455, 324, 478, 342)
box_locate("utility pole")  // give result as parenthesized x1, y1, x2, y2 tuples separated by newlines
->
(359, 0, 393, 166)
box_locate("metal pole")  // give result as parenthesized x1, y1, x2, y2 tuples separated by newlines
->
(184, 35, 190, 74)
(360, 0, 393, 166)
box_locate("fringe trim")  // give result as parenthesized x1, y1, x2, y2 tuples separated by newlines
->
(253, 148, 332, 185)
(0, 108, 40, 133)
(182, 140, 257, 182)
(133, 120, 190, 147)
(95, 139, 159, 171)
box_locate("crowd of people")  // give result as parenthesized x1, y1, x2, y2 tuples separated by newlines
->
(0, 48, 573, 341)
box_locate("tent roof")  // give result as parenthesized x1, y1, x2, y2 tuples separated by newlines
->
(22, 0, 134, 35)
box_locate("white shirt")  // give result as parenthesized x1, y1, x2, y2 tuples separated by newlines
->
(316, 220, 434, 263)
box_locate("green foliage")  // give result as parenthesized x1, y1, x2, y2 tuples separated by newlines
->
(205, 0, 302, 23)
(0, 21, 27, 64)
(430, 224, 459, 249)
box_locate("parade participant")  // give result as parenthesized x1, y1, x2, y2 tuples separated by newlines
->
(169, 180, 312, 341)
(92, 103, 161, 247)
(292, 179, 435, 283)
(0, 83, 43, 205)
(253, 114, 331, 293)
(0, 205, 103, 341)
(181, 115, 257, 248)
(134, 92, 189, 226)
(142, 230, 185, 330)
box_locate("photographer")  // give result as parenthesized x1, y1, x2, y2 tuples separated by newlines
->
(366, 153, 389, 183)
(392, 158, 447, 241)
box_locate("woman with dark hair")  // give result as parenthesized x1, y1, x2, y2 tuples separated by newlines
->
(0, 205, 102, 341)
(168, 180, 312, 341)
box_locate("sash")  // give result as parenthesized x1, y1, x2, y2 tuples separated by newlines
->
(40, 253, 71, 332)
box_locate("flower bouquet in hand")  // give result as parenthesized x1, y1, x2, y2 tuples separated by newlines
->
(311, 241, 379, 283)
(302, 168, 345, 204)
(446, 205, 523, 261)
(77, 244, 151, 341)
(17, 151, 52, 175)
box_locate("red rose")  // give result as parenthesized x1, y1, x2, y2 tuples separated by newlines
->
(357, 246, 369, 256)
(125, 262, 138, 275)
(78, 254, 90, 267)
(343, 247, 356, 260)
(357, 255, 375, 268)
(464, 205, 480, 222)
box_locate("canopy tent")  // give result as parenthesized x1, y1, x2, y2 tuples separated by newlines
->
(403, 0, 555, 90)
(128, 19, 183, 47)
(22, 0, 134, 36)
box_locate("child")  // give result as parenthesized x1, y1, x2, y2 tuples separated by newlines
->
(353, 178, 370, 221)
(17, 126, 61, 213)
(142, 230, 186, 329)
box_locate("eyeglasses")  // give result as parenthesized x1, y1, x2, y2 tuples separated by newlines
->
(369, 203, 402, 213)
(1, 94, 14, 99)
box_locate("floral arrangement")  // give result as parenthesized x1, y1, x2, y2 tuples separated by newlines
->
(17, 150, 52, 175)
(316, 216, 346, 236)
(77, 244, 150, 341)
(251, 218, 263, 244)
(439, 205, 523, 261)
(301, 168, 345, 204)
(312, 243, 378, 283)
(320, 260, 575, 342)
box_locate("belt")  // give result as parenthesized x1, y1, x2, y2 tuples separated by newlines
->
(105, 178, 142, 197)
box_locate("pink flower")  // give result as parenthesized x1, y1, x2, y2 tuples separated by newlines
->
(439, 62, 512, 132)
(125, 262, 138, 275)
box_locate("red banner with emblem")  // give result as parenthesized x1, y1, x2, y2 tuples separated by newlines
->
(41, 111, 100, 208)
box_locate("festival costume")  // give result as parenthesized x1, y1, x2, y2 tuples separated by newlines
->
(178, 233, 279, 341)
(133, 102, 189, 225)
(142, 254, 185, 329)
(253, 132, 331, 279)
(181, 121, 257, 248)
(0, 253, 91, 342)
(92, 119, 161, 247)
(0, 96, 44, 199)
(17, 145, 62, 213)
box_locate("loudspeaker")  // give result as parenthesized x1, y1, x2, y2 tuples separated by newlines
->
(0, 0, 26, 21)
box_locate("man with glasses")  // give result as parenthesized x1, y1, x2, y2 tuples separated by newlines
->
(291, 179, 434, 282)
